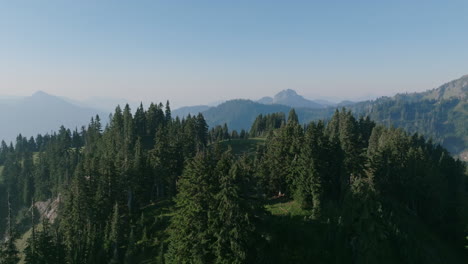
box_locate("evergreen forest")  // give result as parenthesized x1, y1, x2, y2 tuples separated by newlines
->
(0, 103, 467, 264)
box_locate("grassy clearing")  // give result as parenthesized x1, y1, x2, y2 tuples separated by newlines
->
(265, 198, 311, 217)
(15, 223, 43, 264)
(262, 198, 335, 263)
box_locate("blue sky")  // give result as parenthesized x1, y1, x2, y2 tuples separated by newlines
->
(1, 0, 467, 107)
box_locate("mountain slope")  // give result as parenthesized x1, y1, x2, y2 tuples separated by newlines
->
(202, 100, 292, 130)
(258, 89, 325, 108)
(0, 91, 106, 143)
(173, 105, 211, 118)
(272, 89, 324, 108)
(257, 96, 274, 104)
(349, 75, 468, 159)
(423, 74, 468, 100)
(202, 99, 333, 131)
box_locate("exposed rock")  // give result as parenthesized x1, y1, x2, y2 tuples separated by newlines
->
(34, 195, 61, 223)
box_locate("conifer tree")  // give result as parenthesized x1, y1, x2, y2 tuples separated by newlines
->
(165, 100, 172, 123)
(109, 203, 122, 263)
(166, 152, 216, 264)
(134, 103, 147, 138)
(25, 220, 59, 264)
(124, 228, 136, 264)
(21, 151, 35, 206)
(196, 113, 209, 149)
(211, 154, 255, 264)
(0, 192, 19, 264)
(122, 104, 135, 158)
(296, 121, 334, 216)
(0, 241, 19, 264)
(261, 112, 303, 195)
(287, 108, 299, 123)
(61, 163, 90, 264)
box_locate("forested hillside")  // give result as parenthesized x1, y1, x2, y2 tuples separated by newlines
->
(202, 99, 293, 130)
(199, 75, 468, 160)
(0, 102, 466, 263)
(350, 75, 467, 160)
(172, 105, 211, 118)
(201, 99, 333, 132)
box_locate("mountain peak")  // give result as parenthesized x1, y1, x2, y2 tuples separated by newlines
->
(276, 89, 298, 97)
(269, 89, 324, 108)
(273, 89, 301, 102)
(27, 91, 69, 106)
(255, 89, 326, 109)
(32, 90, 53, 98)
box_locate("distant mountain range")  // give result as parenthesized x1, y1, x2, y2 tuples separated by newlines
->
(172, 89, 340, 130)
(173, 75, 467, 160)
(173, 89, 355, 119)
(173, 89, 354, 125)
(0, 91, 107, 143)
(0, 75, 466, 159)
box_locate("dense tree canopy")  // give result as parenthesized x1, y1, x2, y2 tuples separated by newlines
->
(0, 106, 466, 263)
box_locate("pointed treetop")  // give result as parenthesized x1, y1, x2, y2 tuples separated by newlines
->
(288, 108, 299, 124)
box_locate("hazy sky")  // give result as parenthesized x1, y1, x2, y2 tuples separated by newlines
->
(1, 0, 467, 108)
